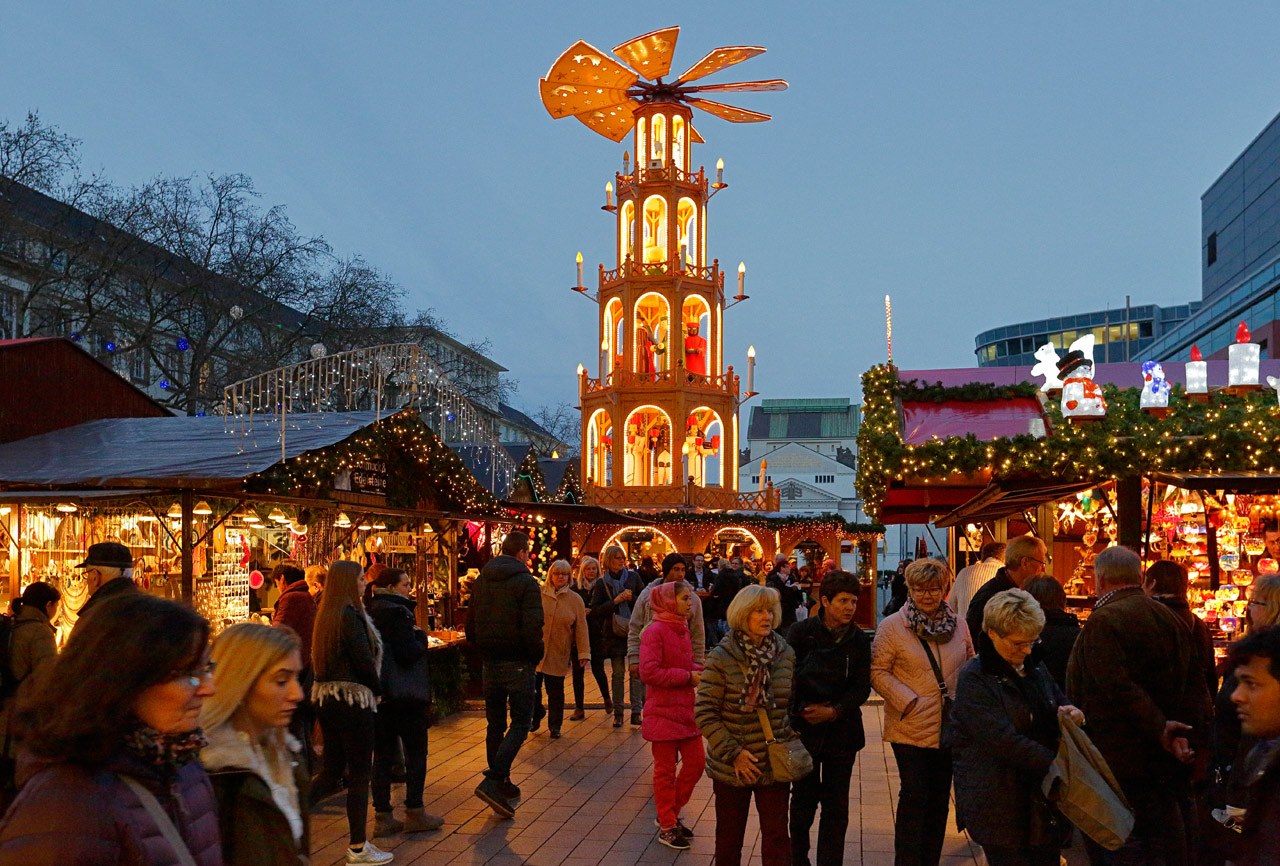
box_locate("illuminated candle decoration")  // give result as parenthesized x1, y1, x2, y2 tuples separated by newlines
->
(715, 158, 725, 188)
(576, 252, 584, 288)
(1031, 342, 1063, 391)
(604, 182, 614, 210)
(747, 345, 756, 394)
(1229, 322, 1260, 386)
(1185, 345, 1208, 394)
(577, 364, 585, 377)
(1139, 361, 1171, 408)
(738, 262, 745, 296)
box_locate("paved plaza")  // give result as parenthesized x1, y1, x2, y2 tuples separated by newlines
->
(310, 685, 994, 866)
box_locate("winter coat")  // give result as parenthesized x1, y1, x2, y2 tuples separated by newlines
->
(0, 604, 58, 752)
(950, 645, 1066, 848)
(687, 568, 716, 593)
(1151, 594, 1219, 701)
(639, 618, 703, 742)
(627, 579, 706, 668)
(271, 581, 317, 669)
(75, 576, 139, 625)
(1065, 586, 1213, 786)
(573, 584, 606, 658)
(588, 569, 644, 658)
(538, 581, 589, 678)
(695, 631, 798, 787)
(1237, 737, 1280, 866)
(964, 568, 1017, 652)
(0, 750, 223, 866)
(1032, 608, 1080, 691)
(765, 572, 802, 630)
(871, 608, 974, 749)
(708, 569, 744, 621)
(312, 604, 383, 711)
(367, 591, 430, 707)
(202, 724, 309, 866)
(786, 615, 872, 761)
(465, 555, 544, 663)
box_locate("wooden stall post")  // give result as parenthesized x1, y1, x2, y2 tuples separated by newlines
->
(181, 490, 195, 604)
(1116, 476, 1143, 551)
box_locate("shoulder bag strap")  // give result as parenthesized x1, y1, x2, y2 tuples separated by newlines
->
(756, 706, 777, 745)
(118, 774, 199, 866)
(917, 636, 949, 699)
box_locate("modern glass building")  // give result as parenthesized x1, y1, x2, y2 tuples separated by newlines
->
(977, 107, 1280, 368)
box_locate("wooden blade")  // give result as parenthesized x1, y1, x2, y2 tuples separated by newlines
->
(544, 40, 640, 91)
(539, 79, 633, 120)
(574, 100, 641, 142)
(685, 79, 788, 94)
(612, 26, 679, 81)
(689, 124, 705, 144)
(687, 97, 771, 124)
(674, 46, 765, 84)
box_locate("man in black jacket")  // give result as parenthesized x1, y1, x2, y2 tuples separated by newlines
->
(1228, 627, 1280, 866)
(72, 542, 138, 627)
(466, 531, 544, 817)
(786, 571, 873, 866)
(964, 535, 1046, 652)
(1066, 546, 1211, 866)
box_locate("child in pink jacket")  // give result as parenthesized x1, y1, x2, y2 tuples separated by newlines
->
(640, 580, 706, 851)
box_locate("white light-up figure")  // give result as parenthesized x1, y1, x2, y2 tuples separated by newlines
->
(1186, 345, 1208, 395)
(1031, 342, 1063, 391)
(1058, 334, 1106, 418)
(1229, 322, 1260, 387)
(1140, 361, 1170, 409)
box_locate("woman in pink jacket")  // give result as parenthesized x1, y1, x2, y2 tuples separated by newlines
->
(871, 558, 974, 866)
(640, 581, 706, 852)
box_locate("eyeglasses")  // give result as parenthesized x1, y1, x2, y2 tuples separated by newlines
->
(173, 660, 217, 689)
(911, 587, 945, 598)
(1028, 557, 1047, 566)
(1003, 637, 1042, 651)
(1248, 600, 1267, 607)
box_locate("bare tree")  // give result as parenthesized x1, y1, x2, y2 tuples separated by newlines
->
(531, 402, 580, 457)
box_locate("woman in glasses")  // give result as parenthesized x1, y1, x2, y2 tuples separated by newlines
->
(950, 589, 1084, 866)
(0, 592, 222, 865)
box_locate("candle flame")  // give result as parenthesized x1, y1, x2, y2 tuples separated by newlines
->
(601, 338, 608, 350)
(576, 251, 583, 263)
(605, 181, 612, 193)
(748, 345, 756, 358)
(717, 158, 724, 170)
(577, 364, 585, 376)
(738, 262, 745, 274)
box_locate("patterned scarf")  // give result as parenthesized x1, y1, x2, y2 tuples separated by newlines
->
(903, 596, 959, 643)
(123, 724, 208, 771)
(733, 629, 778, 709)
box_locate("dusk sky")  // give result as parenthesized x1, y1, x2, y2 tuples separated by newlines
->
(7, 2, 1280, 417)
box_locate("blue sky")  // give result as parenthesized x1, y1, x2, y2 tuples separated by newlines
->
(6, 2, 1280, 415)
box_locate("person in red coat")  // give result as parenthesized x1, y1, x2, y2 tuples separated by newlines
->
(270, 563, 317, 765)
(640, 580, 706, 851)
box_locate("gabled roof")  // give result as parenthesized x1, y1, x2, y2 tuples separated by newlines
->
(747, 398, 859, 440)
(740, 441, 851, 472)
(498, 403, 556, 441)
(537, 457, 573, 494)
(448, 443, 518, 497)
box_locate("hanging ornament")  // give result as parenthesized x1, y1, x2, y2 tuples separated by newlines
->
(176, 338, 190, 352)
(230, 305, 244, 321)
(311, 343, 327, 359)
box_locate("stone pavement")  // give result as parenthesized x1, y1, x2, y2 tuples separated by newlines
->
(310, 686, 993, 866)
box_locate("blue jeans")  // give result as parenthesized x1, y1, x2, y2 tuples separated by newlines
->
(482, 660, 536, 782)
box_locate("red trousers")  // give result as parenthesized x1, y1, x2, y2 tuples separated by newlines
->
(651, 736, 706, 830)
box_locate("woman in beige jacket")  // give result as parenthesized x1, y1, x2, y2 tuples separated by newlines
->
(871, 558, 974, 866)
(534, 559, 590, 738)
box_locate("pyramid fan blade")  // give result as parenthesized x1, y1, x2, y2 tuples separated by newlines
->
(687, 97, 771, 124)
(612, 26, 679, 81)
(539, 79, 634, 120)
(674, 46, 765, 84)
(685, 79, 788, 94)
(575, 99, 641, 142)
(689, 124, 705, 144)
(544, 40, 640, 91)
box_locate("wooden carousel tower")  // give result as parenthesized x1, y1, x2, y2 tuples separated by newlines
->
(539, 26, 785, 512)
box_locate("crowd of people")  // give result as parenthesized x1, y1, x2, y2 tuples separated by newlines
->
(0, 534, 1277, 866)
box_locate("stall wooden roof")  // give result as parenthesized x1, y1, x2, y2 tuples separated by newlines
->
(933, 479, 1098, 528)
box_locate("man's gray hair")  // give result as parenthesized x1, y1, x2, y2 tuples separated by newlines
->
(1005, 535, 1045, 570)
(774, 552, 788, 567)
(1094, 545, 1142, 589)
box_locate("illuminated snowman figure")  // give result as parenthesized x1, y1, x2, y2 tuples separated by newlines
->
(1140, 360, 1171, 409)
(1057, 334, 1106, 418)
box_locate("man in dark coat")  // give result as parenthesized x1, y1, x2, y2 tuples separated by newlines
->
(1023, 576, 1081, 690)
(1066, 546, 1212, 866)
(466, 530, 544, 817)
(786, 571, 872, 866)
(965, 535, 1046, 652)
(72, 542, 138, 626)
(1227, 626, 1280, 866)
(708, 559, 744, 638)
(765, 553, 802, 630)
(270, 563, 317, 765)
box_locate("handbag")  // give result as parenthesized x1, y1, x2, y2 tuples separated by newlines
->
(612, 612, 631, 638)
(118, 774, 199, 866)
(384, 642, 432, 704)
(917, 636, 953, 740)
(756, 706, 814, 783)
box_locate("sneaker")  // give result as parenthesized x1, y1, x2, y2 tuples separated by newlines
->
(346, 841, 394, 864)
(499, 780, 522, 806)
(654, 818, 694, 839)
(402, 808, 444, 833)
(372, 811, 403, 836)
(474, 777, 515, 818)
(569, 708, 585, 721)
(630, 712, 642, 726)
(657, 827, 690, 850)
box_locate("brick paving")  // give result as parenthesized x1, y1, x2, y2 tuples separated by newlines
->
(309, 673, 996, 866)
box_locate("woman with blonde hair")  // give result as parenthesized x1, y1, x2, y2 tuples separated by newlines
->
(533, 560, 590, 738)
(572, 556, 612, 718)
(310, 560, 390, 865)
(871, 558, 974, 866)
(201, 622, 308, 866)
(304, 564, 327, 603)
(696, 584, 797, 866)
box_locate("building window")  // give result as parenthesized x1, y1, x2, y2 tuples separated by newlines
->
(815, 475, 834, 484)
(1207, 232, 1217, 266)
(129, 347, 150, 383)
(751, 476, 758, 484)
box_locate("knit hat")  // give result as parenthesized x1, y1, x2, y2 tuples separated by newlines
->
(661, 552, 687, 578)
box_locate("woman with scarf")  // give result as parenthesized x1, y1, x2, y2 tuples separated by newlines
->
(641, 582, 705, 851)
(310, 560, 391, 865)
(871, 558, 974, 866)
(695, 584, 798, 866)
(200, 623, 308, 866)
(0, 592, 222, 865)
(572, 556, 612, 718)
(589, 545, 644, 728)
(533, 560, 590, 739)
